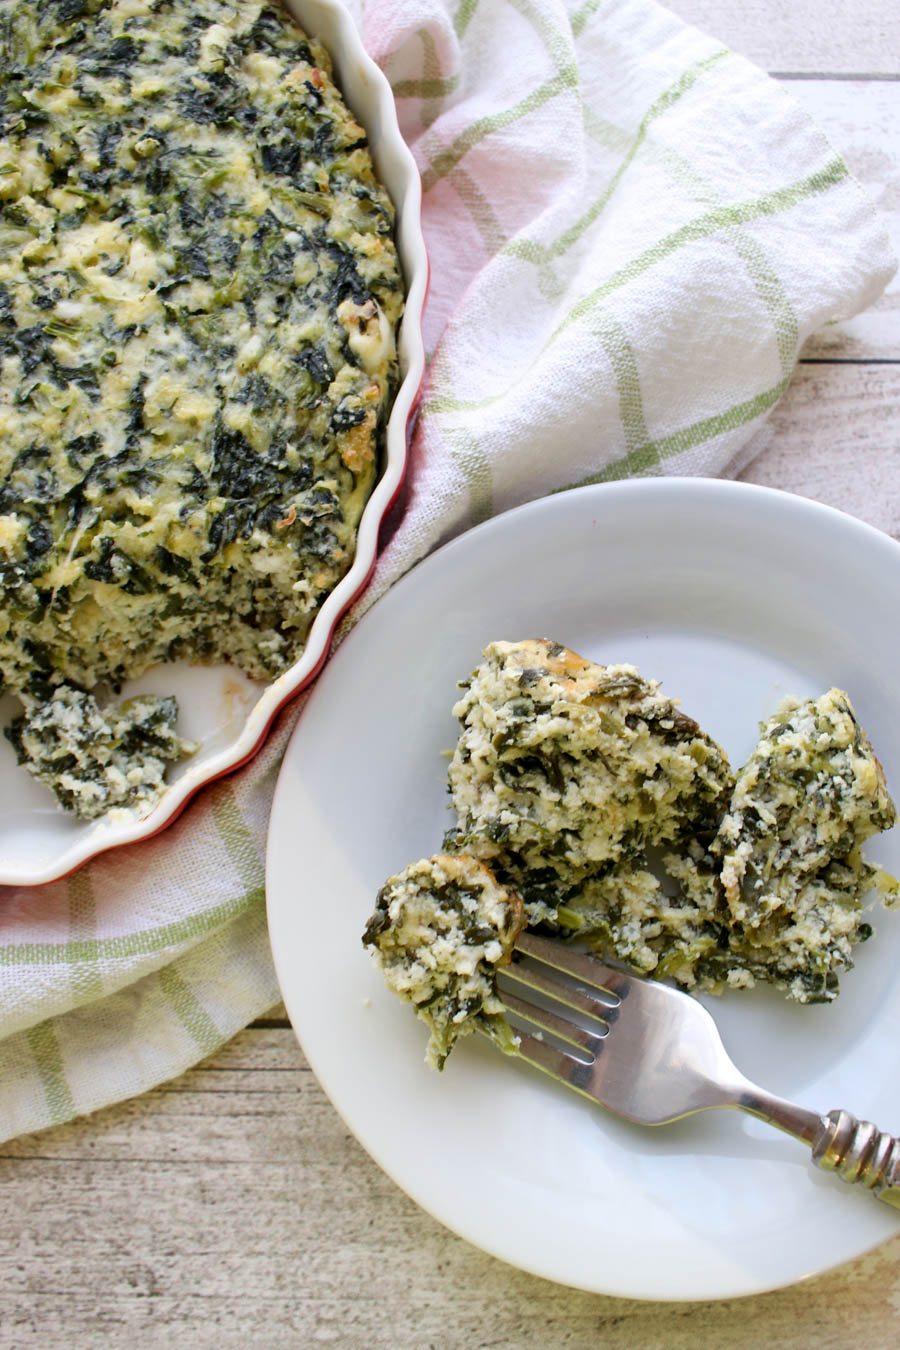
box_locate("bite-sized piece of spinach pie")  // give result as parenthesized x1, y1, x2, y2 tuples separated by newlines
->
(362, 854, 524, 1069)
(7, 686, 197, 820)
(446, 640, 734, 922)
(0, 0, 403, 816)
(711, 689, 899, 1003)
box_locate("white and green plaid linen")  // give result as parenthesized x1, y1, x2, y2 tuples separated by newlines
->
(0, 0, 893, 1143)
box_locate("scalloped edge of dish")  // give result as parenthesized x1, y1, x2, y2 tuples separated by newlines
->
(0, 0, 427, 887)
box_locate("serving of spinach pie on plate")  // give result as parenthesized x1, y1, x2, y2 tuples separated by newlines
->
(267, 479, 900, 1302)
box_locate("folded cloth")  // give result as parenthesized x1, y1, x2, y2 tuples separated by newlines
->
(0, 0, 893, 1144)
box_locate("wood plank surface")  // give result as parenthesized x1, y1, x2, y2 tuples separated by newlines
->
(2, 0, 899, 1346)
(4, 1024, 900, 1350)
(739, 361, 900, 540)
(672, 0, 900, 76)
(787, 80, 900, 359)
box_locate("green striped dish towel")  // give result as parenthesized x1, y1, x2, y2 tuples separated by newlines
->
(0, 0, 893, 1143)
(357, 0, 894, 606)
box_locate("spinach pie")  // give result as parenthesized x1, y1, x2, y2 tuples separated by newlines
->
(362, 854, 524, 1069)
(365, 643, 898, 1067)
(446, 639, 735, 922)
(711, 689, 899, 1002)
(0, 0, 403, 816)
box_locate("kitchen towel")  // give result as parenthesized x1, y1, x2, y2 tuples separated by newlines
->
(0, 0, 894, 1142)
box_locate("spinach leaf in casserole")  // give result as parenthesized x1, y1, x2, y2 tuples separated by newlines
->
(554, 847, 744, 993)
(6, 686, 197, 819)
(0, 0, 403, 816)
(446, 645, 898, 1008)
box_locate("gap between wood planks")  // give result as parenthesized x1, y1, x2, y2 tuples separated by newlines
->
(775, 73, 900, 82)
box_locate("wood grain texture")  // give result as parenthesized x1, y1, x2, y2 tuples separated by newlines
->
(671, 0, 900, 76)
(4, 1024, 900, 1350)
(787, 81, 900, 359)
(3, 1, 900, 1346)
(740, 361, 900, 539)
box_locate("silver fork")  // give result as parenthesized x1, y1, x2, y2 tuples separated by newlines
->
(497, 931, 900, 1208)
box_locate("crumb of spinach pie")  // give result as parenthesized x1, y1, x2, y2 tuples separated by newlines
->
(6, 686, 197, 819)
(362, 854, 524, 1069)
(0, 0, 403, 816)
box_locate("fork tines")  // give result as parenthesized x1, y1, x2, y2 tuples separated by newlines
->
(512, 932, 629, 1000)
(497, 933, 625, 1079)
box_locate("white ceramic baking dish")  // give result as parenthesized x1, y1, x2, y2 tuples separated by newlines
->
(0, 0, 427, 885)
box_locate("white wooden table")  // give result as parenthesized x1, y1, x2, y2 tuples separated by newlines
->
(2, 3, 899, 1345)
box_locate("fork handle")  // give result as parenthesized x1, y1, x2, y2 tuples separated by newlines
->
(811, 1110, 900, 1208)
(736, 1088, 900, 1208)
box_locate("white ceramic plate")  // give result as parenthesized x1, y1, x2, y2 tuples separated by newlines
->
(0, 0, 427, 886)
(266, 479, 900, 1302)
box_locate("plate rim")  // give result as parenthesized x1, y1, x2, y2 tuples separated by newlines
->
(0, 0, 428, 887)
(265, 477, 900, 1302)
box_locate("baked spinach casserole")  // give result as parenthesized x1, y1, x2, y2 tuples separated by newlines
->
(0, 0, 403, 817)
(364, 642, 898, 1067)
